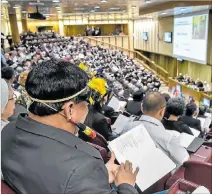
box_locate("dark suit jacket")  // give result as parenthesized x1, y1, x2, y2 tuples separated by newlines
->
(85, 107, 112, 141)
(2, 114, 138, 194)
(162, 119, 193, 135)
(179, 116, 201, 131)
(126, 100, 142, 116)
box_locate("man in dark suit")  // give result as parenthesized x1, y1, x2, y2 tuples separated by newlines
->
(2, 59, 139, 194)
(179, 102, 201, 131)
(84, 104, 113, 141)
(126, 90, 144, 116)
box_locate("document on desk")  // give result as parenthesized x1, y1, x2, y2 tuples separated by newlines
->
(203, 117, 211, 130)
(190, 128, 200, 137)
(179, 133, 195, 148)
(108, 124, 176, 191)
(111, 114, 130, 135)
(198, 117, 206, 129)
(107, 96, 120, 112)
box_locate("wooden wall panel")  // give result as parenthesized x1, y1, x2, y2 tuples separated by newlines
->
(110, 37, 116, 46)
(158, 16, 173, 56)
(27, 20, 59, 33)
(123, 36, 129, 49)
(116, 36, 122, 48)
(64, 24, 128, 36)
(134, 18, 159, 53)
(146, 52, 212, 83)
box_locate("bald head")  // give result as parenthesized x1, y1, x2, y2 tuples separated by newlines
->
(143, 92, 166, 118)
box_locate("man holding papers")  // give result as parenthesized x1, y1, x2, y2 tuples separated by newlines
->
(124, 92, 189, 166)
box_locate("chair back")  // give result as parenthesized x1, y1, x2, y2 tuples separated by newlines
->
(90, 131, 108, 151)
(183, 160, 212, 193)
(87, 142, 108, 163)
(166, 179, 199, 194)
(1, 180, 16, 194)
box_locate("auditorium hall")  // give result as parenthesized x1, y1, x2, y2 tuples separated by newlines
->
(1, 0, 212, 194)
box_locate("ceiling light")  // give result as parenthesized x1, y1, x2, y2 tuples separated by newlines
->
(56, 6, 61, 9)
(13, 6, 20, 9)
(161, 12, 167, 15)
(22, 11, 27, 13)
(109, 7, 120, 10)
(1, 0, 8, 3)
(132, 5, 136, 8)
(52, 0, 59, 2)
(100, 0, 107, 2)
(95, 6, 100, 9)
(145, 0, 151, 3)
(57, 10, 62, 13)
(181, 8, 186, 11)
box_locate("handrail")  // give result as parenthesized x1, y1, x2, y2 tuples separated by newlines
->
(85, 36, 169, 83)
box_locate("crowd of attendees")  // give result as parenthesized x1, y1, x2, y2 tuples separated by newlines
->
(85, 26, 102, 36)
(177, 73, 211, 92)
(1, 31, 212, 194)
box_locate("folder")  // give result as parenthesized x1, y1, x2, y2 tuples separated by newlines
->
(108, 124, 176, 191)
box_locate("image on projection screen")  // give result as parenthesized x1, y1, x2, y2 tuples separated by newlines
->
(173, 13, 209, 64)
(192, 15, 207, 40)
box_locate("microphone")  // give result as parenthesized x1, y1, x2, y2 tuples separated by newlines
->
(75, 122, 96, 139)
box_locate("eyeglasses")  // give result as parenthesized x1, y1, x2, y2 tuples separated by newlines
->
(9, 93, 17, 101)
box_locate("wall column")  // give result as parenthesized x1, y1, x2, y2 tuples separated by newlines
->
(9, 14, 20, 44)
(22, 14, 28, 32)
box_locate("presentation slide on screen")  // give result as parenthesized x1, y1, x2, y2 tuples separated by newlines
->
(173, 12, 209, 64)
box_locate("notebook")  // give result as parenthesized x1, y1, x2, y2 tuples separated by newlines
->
(108, 124, 176, 191)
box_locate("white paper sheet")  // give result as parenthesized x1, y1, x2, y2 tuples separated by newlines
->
(190, 128, 201, 137)
(108, 124, 176, 191)
(205, 113, 211, 119)
(198, 117, 206, 129)
(111, 114, 130, 135)
(192, 186, 210, 194)
(179, 133, 195, 148)
(107, 96, 120, 112)
(203, 117, 211, 130)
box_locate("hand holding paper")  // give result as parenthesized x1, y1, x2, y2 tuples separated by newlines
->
(113, 160, 139, 187)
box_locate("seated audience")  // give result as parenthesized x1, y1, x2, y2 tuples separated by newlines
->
(179, 102, 201, 131)
(1, 79, 16, 130)
(124, 92, 189, 166)
(126, 90, 144, 116)
(162, 97, 193, 135)
(1, 66, 16, 84)
(2, 59, 139, 194)
(176, 73, 210, 91)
